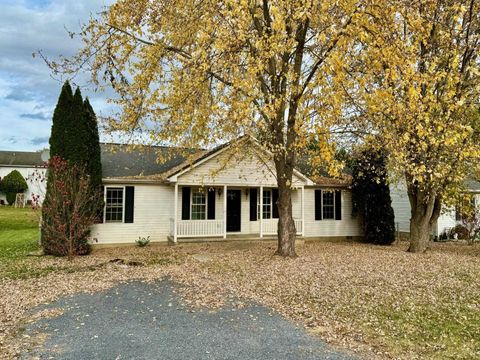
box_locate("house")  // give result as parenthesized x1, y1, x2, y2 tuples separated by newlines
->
(390, 178, 480, 237)
(0, 150, 47, 205)
(91, 137, 362, 244)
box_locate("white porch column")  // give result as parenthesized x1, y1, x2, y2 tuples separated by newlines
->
(174, 183, 178, 243)
(301, 186, 305, 237)
(260, 186, 263, 238)
(223, 185, 227, 239)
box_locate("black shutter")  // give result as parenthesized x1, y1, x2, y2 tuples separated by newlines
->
(272, 188, 279, 218)
(335, 190, 342, 220)
(250, 188, 258, 221)
(124, 186, 135, 223)
(99, 186, 105, 223)
(207, 189, 216, 219)
(182, 187, 191, 220)
(315, 190, 322, 220)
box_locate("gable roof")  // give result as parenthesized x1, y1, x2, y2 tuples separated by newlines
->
(0, 150, 45, 167)
(163, 138, 238, 180)
(165, 136, 314, 185)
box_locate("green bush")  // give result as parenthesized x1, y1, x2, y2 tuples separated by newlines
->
(49, 82, 103, 219)
(351, 149, 396, 245)
(0, 170, 28, 205)
(136, 236, 151, 247)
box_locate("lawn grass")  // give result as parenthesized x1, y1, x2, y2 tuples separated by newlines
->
(374, 300, 480, 359)
(0, 207, 42, 279)
(0, 207, 90, 279)
(0, 207, 39, 258)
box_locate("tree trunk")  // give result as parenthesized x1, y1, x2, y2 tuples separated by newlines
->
(407, 180, 442, 253)
(276, 178, 297, 257)
(274, 156, 297, 257)
(408, 211, 431, 253)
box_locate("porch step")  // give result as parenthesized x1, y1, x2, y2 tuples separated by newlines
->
(168, 234, 304, 244)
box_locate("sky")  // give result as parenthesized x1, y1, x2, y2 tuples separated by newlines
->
(0, 0, 114, 151)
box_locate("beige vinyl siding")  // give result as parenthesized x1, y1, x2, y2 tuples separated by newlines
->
(303, 189, 362, 237)
(389, 181, 461, 236)
(215, 188, 223, 221)
(436, 209, 457, 236)
(93, 184, 361, 243)
(238, 188, 257, 234)
(177, 147, 305, 187)
(291, 189, 302, 218)
(437, 193, 480, 235)
(390, 182, 411, 233)
(91, 183, 173, 244)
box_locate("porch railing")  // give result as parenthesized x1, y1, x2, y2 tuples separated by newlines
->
(170, 218, 224, 238)
(170, 218, 303, 238)
(295, 219, 303, 235)
(261, 218, 303, 235)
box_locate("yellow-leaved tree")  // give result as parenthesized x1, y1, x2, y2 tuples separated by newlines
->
(48, 0, 367, 257)
(342, 1, 480, 252)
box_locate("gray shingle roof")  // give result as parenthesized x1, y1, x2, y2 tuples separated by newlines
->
(100, 143, 201, 179)
(100, 137, 245, 181)
(0, 151, 45, 167)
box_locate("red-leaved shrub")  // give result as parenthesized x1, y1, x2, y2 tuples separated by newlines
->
(41, 156, 102, 258)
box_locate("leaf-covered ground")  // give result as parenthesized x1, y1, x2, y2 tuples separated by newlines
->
(0, 238, 478, 359)
(167, 241, 480, 360)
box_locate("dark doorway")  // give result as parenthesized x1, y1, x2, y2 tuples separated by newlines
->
(226, 189, 241, 232)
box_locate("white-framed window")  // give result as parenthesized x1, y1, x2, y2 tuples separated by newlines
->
(263, 190, 272, 219)
(322, 191, 335, 219)
(191, 189, 206, 220)
(105, 187, 124, 223)
(257, 189, 273, 219)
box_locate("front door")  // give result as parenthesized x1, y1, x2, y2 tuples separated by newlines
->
(226, 189, 241, 232)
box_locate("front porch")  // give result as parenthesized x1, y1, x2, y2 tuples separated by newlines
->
(169, 218, 304, 239)
(169, 184, 305, 243)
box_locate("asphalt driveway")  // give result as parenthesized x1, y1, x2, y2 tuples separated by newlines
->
(21, 280, 356, 360)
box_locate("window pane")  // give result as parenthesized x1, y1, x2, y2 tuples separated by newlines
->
(105, 187, 124, 222)
(323, 192, 334, 219)
(263, 190, 271, 219)
(191, 190, 206, 220)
